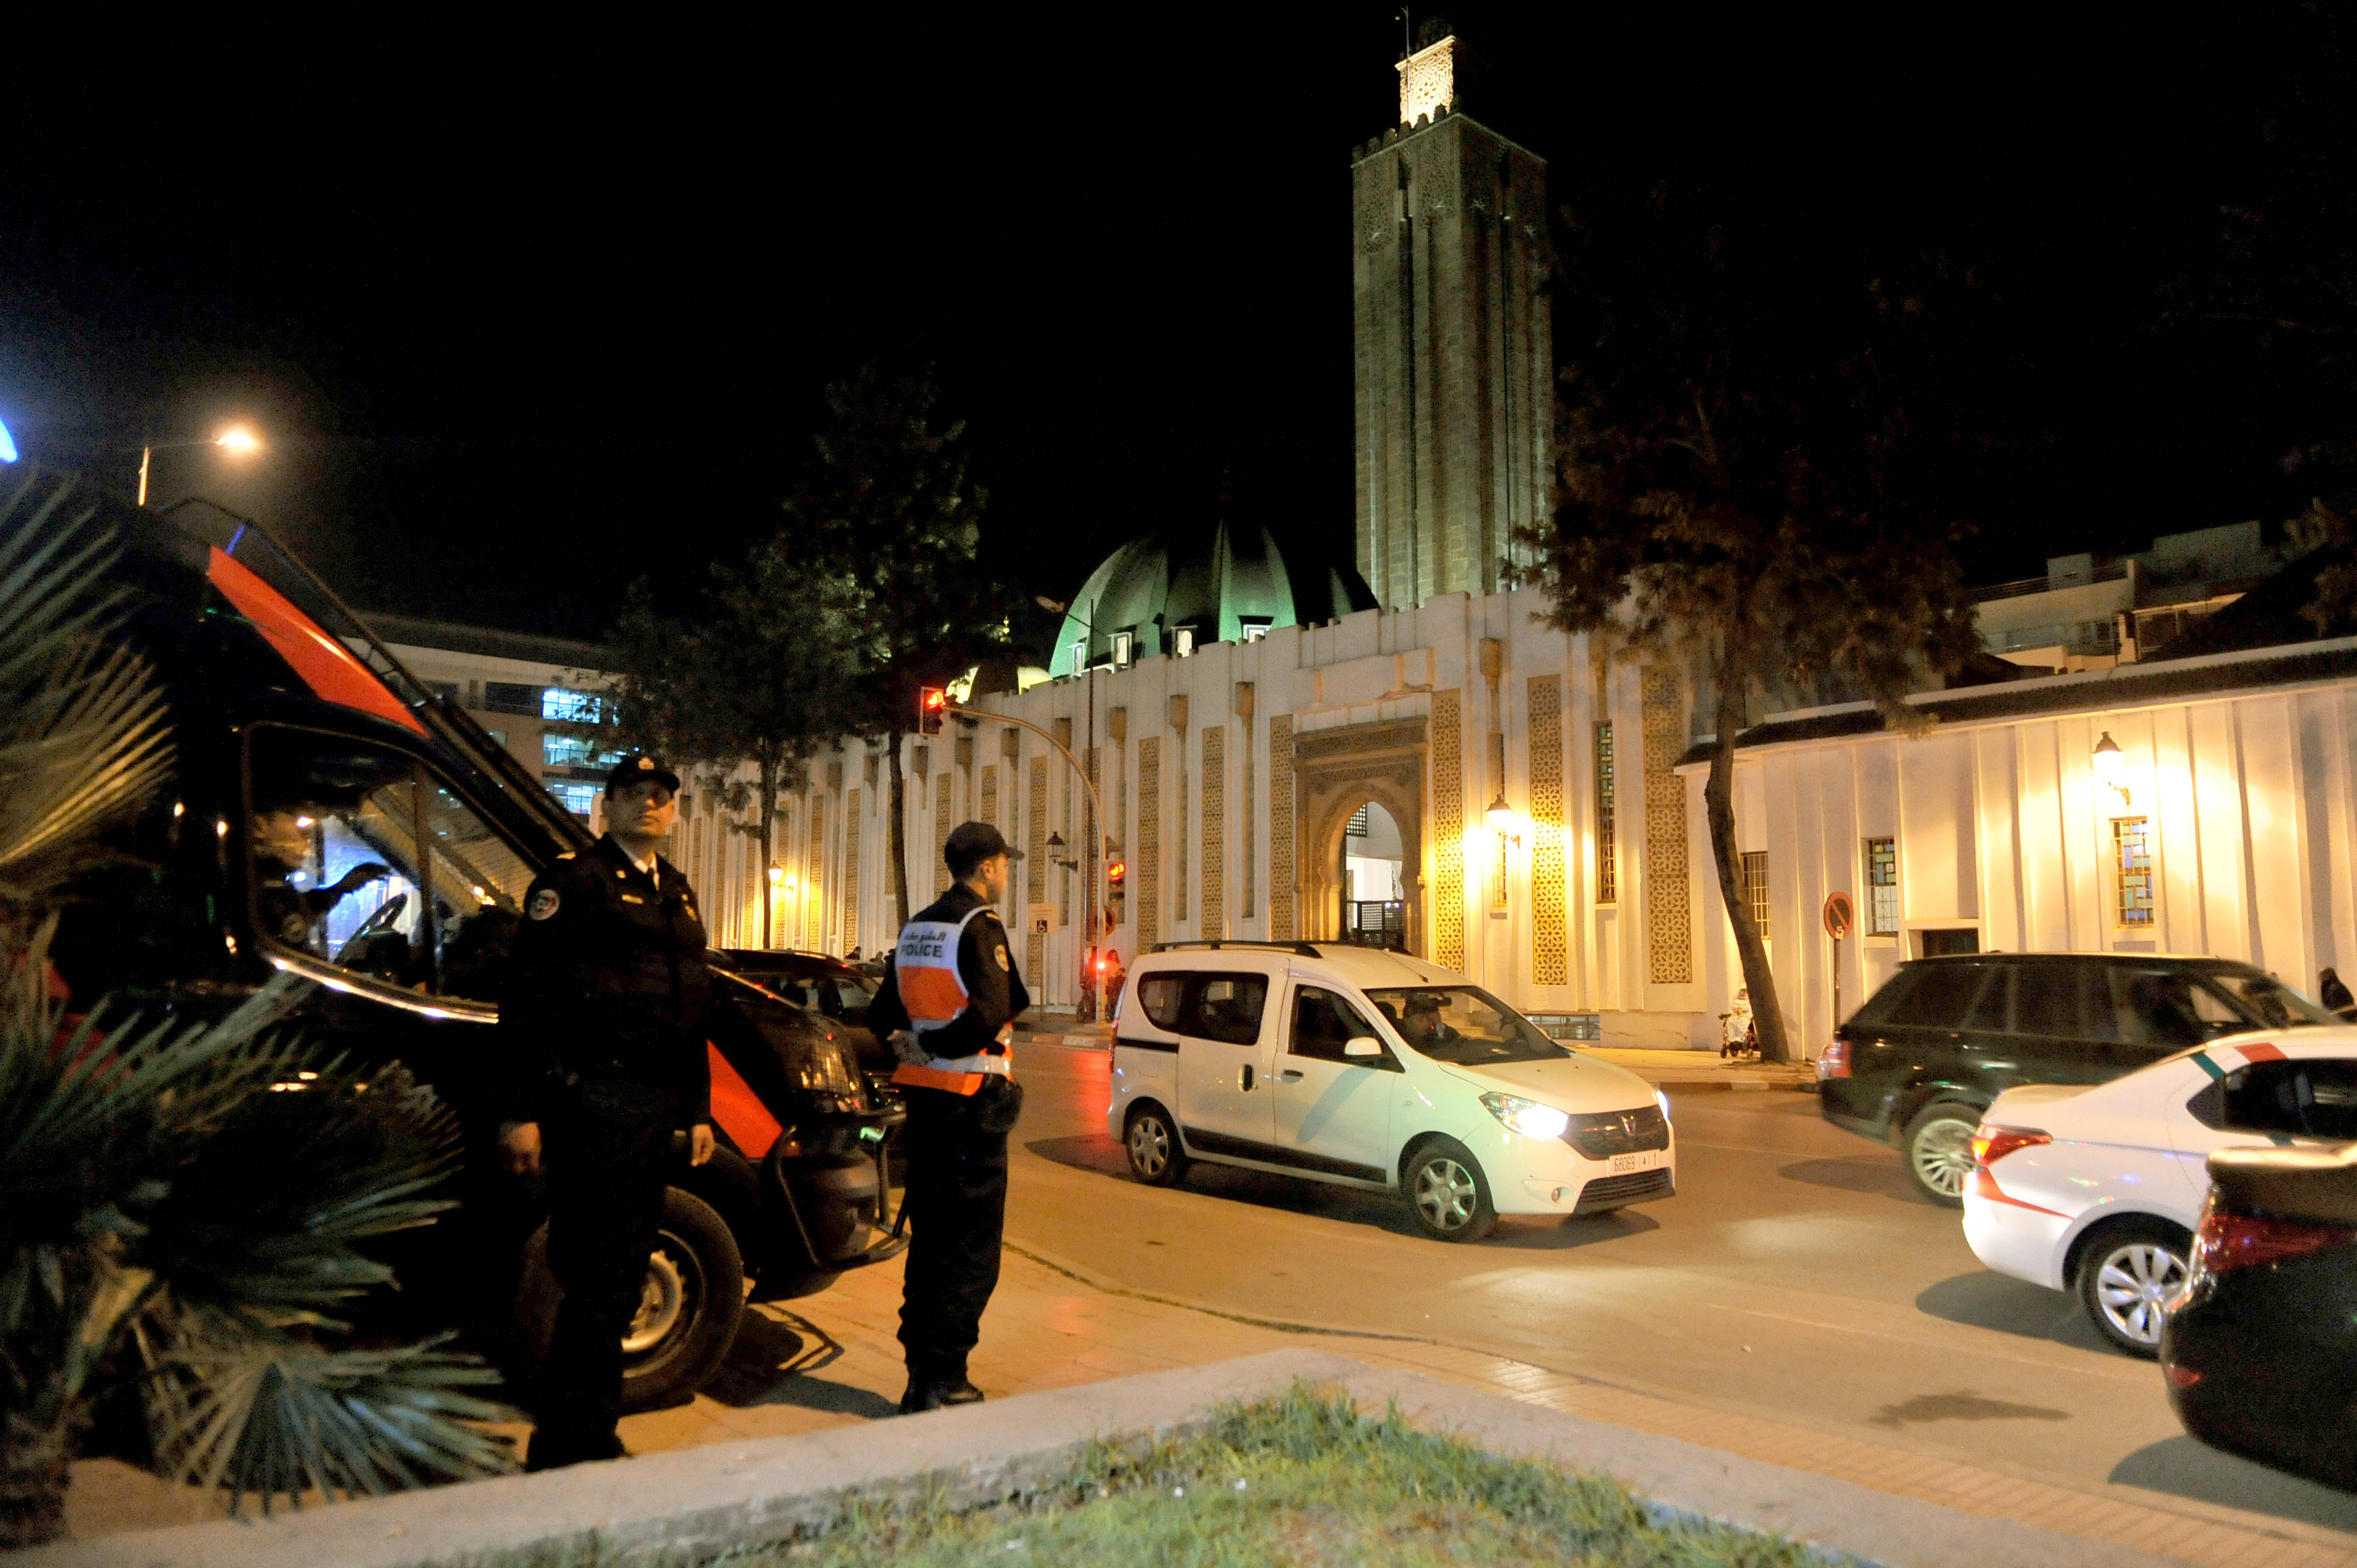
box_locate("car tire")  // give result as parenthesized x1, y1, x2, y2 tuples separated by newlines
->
(1902, 1102, 1981, 1208)
(517, 1186, 747, 1413)
(1124, 1102, 1188, 1187)
(1403, 1138, 1497, 1243)
(2077, 1218, 2192, 1358)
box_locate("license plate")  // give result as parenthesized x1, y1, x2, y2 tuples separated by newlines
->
(1609, 1150, 1664, 1175)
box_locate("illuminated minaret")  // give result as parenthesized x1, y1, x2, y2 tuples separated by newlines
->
(1351, 26, 1550, 610)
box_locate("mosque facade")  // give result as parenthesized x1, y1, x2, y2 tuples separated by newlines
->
(658, 31, 2357, 1049)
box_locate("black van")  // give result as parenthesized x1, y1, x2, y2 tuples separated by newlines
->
(1820, 952, 2336, 1205)
(39, 478, 903, 1411)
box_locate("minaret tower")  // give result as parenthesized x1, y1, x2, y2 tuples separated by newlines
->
(1351, 24, 1549, 610)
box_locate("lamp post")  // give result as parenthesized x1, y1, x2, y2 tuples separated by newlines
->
(1037, 594, 1109, 1022)
(137, 425, 262, 507)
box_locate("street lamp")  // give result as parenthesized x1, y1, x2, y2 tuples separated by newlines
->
(2092, 731, 2130, 804)
(1485, 790, 1519, 842)
(138, 425, 263, 507)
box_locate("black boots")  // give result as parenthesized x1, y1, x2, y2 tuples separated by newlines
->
(899, 1365, 986, 1414)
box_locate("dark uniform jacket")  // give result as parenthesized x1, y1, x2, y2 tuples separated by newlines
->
(500, 835, 712, 1126)
(866, 884, 1029, 1062)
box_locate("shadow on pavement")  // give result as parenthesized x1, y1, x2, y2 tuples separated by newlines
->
(1026, 1133, 1132, 1180)
(2110, 1435, 2357, 1532)
(701, 1307, 900, 1419)
(1867, 1389, 2070, 1429)
(1777, 1155, 1922, 1202)
(1912, 1271, 2111, 1353)
(1490, 1209, 1662, 1250)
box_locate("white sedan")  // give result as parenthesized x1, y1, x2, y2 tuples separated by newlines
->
(1963, 1028, 2357, 1354)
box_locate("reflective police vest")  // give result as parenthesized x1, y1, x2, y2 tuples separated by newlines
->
(889, 906, 1014, 1097)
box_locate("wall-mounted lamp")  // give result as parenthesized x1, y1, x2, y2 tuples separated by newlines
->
(1485, 791, 1519, 843)
(2092, 731, 2130, 805)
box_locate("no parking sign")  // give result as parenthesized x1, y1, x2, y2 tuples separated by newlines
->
(1823, 891, 1855, 941)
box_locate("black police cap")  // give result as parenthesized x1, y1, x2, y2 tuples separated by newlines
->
(604, 753, 681, 793)
(944, 820, 1023, 866)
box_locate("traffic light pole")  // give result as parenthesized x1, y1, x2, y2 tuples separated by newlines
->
(948, 701, 1110, 1023)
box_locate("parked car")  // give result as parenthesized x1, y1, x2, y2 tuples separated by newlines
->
(718, 947, 895, 1088)
(1963, 1031, 2357, 1354)
(45, 483, 904, 1412)
(1819, 953, 2337, 1205)
(1106, 941, 1673, 1242)
(2162, 1139, 2357, 1489)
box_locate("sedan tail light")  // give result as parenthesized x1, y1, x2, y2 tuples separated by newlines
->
(1818, 1037, 1850, 1079)
(2194, 1209, 2357, 1274)
(1970, 1125, 2051, 1168)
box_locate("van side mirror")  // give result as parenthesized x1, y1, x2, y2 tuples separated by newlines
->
(1343, 1036, 1381, 1059)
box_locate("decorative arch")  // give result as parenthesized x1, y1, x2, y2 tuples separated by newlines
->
(1292, 718, 1428, 953)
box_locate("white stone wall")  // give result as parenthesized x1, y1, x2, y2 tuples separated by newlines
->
(1688, 656, 2357, 1059)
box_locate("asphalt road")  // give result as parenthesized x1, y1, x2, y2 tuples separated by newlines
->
(1003, 1041, 2357, 1536)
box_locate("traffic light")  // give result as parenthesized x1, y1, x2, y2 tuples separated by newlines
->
(1106, 859, 1126, 888)
(918, 686, 947, 736)
(1105, 859, 1126, 927)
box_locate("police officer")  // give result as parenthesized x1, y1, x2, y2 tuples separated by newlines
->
(866, 821, 1028, 1412)
(497, 753, 715, 1470)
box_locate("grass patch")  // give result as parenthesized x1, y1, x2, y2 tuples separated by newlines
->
(477, 1383, 1820, 1567)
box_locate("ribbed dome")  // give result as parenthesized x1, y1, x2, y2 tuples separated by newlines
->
(1047, 522, 1378, 677)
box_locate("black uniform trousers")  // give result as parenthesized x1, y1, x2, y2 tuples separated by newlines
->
(897, 1076, 1021, 1377)
(532, 1077, 675, 1466)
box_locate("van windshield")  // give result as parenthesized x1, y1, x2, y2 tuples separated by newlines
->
(1362, 986, 1570, 1065)
(2205, 968, 2341, 1031)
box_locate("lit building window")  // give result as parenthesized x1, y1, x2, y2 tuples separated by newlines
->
(1865, 837, 1898, 936)
(2113, 817, 2155, 927)
(547, 782, 598, 818)
(1070, 639, 1087, 675)
(1241, 619, 1271, 643)
(543, 733, 623, 769)
(1594, 723, 1617, 904)
(1742, 851, 1770, 940)
(542, 687, 604, 724)
(1174, 627, 1196, 658)
(1112, 630, 1135, 668)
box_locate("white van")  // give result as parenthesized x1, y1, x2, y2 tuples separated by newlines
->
(1105, 941, 1675, 1241)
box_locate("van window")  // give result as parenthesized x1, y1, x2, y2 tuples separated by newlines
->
(1183, 975, 1268, 1045)
(2119, 967, 2246, 1050)
(246, 726, 523, 1003)
(2204, 969, 2339, 1031)
(1135, 974, 1186, 1031)
(1290, 986, 1386, 1065)
(2189, 1058, 2357, 1140)
(1894, 962, 1992, 1029)
(1847, 967, 1923, 1026)
(1963, 967, 2014, 1033)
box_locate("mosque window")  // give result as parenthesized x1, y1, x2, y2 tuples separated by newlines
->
(1241, 617, 1272, 643)
(1742, 852, 1770, 939)
(1594, 722, 1617, 904)
(1865, 838, 1898, 935)
(1174, 628, 1197, 658)
(1113, 631, 1135, 668)
(2112, 817, 2155, 928)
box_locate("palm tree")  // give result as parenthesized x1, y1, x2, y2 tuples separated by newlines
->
(0, 469, 518, 1548)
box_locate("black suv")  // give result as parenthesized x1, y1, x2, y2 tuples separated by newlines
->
(1821, 953, 2336, 1204)
(719, 949, 890, 1081)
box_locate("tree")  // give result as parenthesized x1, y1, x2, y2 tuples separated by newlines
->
(784, 367, 1006, 932)
(1519, 195, 1983, 1063)
(0, 472, 514, 1545)
(602, 541, 863, 948)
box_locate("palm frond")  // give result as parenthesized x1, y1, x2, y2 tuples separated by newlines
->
(140, 1329, 519, 1512)
(0, 469, 175, 901)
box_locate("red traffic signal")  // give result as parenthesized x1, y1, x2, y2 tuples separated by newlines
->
(1106, 860, 1126, 886)
(918, 686, 948, 736)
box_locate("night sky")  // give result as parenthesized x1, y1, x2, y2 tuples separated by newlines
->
(3, 8, 2349, 646)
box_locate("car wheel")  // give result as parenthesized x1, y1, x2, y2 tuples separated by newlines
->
(517, 1187, 747, 1412)
(1403, 1138, 1497, 1243)
(1125, 1102, 1188, 1187)
(1902, 1103, 1981, 1207)
(2077, 1219, 2191, 1358)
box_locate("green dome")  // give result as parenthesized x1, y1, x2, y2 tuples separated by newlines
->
(1048, 523, 1377, 678)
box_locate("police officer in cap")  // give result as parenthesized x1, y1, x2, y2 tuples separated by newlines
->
(498, 753, 715, 1469)
(866, 820, 1028, 1412)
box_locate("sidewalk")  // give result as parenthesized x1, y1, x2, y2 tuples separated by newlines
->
(62, 1228, 2357, 1566)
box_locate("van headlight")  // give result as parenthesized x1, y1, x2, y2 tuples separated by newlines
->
(1480, 1091, 1570, 1141)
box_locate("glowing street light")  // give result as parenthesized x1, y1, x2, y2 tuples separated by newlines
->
(2092, 731, 2130, 804)
(137, 425, 264, 506)
(1486, 790, 1518, 841)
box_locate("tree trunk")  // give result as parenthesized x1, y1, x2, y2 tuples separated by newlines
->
(1704, 636, 1793, 1064)
(886, 727, 910, 933)
(758, 755, 776, 949)
(1, 1409, 72, 1549)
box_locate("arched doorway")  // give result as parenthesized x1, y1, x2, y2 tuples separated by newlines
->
(1340, 801, 1407, 949)
(1293, 716, 1427, 954)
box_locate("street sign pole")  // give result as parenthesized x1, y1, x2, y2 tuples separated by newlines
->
(1822, 891, 1856, 1044)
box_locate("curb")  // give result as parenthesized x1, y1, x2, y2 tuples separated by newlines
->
(17, 1351, 2180, 1568)
(1011, 1032, 1110, 1050)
